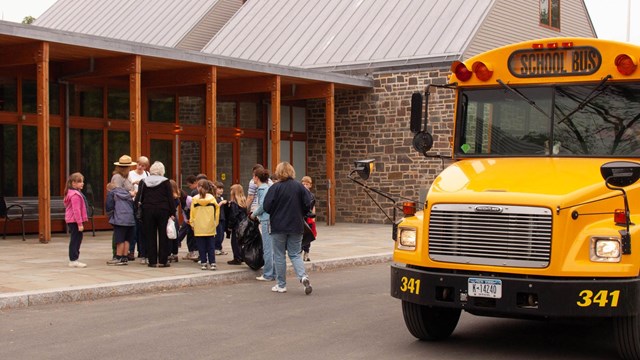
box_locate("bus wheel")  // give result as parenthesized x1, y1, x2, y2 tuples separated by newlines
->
(614, 315, 640, 360)
(401, 301, 460, 340)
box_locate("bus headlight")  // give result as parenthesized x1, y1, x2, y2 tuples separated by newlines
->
(590, 237, 621, 262)
(397, 227, 417, 250)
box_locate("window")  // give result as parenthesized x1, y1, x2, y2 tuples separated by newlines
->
(22, 126, 61, 196)
(179, 96, 204, 125)
(69, 84, 103, 118)
(22, 80, 60, 115)
(0, 77, 17, 112)
(69, 128, 104, 213)
(107, 88, 129, 120)
(0, 124, 17, 195)
(540, 0, 560, 29)
(147, 92, 175, 123)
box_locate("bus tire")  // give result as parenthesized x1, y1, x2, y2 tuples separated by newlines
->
(401, 301, 460, 341)
(614, 315, 640, 360)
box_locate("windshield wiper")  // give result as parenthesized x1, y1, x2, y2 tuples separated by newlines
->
(557, 75, 611, 124)
(497, 79, 551, 120)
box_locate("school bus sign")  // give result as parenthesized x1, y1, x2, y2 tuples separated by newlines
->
(508, 46, 602, 78)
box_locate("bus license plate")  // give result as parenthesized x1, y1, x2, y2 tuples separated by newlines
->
(468, 278, 502, 299)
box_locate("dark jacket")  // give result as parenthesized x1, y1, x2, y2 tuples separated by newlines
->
(134, 175, 174, 217)
(263, 178, 312, 234)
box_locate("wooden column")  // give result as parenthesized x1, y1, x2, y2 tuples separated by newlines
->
(129, 56, 141, 160)
(205, 66, 217, 179)
(36, 42, 51, 243)
(325, 83, 336, 225)
(270, 76, 281, 172)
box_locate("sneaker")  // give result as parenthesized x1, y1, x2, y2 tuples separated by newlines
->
(188, 251, 199, 261)
(201, 264, 208, 270)
(256, 275, 274, 281)
(216, 250, 228, 255)
(303, 251, 310, 262)
(68, 260, 87, 268)
(301, 276, 312, 295)
(116, 257, 128, 266)
(227, 259, 242, 265)
(271, 285, 287, 293)
(182, 253, 192, 260)
(106, 257, 120, 265)
(139, 257, 148, 265)
(127, 252, 136, 261)
(209, 263, 217, 271)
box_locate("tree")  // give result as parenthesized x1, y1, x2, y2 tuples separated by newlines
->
(22, 16, 36, 25)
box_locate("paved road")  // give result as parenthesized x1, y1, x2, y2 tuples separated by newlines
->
(0, 263, 615, 360)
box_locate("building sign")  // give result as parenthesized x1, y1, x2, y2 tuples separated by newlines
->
(508, 46, 601, 78)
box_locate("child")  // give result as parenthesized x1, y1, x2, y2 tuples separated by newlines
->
(168, 180, 184, 263)
(250, 167, 274, 281)
(105, 180, 136, 265)
(64, 172, 89, 268)
(301, 176, 317, 262)
(226, 184, 247, 265)
(190, 179, 224, 270)
(214, 181, 228, 255)
(182, 175, 199, 261)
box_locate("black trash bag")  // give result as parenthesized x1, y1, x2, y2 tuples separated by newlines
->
(239, 218, 264, 270)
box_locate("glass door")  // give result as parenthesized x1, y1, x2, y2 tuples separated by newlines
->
(216, 138, 235, 199)
(147, 135, 174, 180)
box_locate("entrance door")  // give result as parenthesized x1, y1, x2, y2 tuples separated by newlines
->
(216, 138, 235, 199)
(147, 134, 204, 190)
(216, 137, 265, 198)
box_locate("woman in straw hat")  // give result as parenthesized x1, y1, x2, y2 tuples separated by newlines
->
(106, 155, 137, 265)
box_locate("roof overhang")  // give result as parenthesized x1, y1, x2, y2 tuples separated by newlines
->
(0, 21, 373, 90)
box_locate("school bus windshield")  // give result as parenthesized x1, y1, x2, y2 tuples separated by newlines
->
(456, 83, 640, 157)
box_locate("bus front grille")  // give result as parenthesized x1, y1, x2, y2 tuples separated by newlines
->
(428, 204, 552, 268)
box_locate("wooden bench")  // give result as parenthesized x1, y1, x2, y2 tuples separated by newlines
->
(1, 196, 95, 241)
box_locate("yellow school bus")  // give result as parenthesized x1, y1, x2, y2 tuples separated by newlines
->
(388, 38, 640, 359)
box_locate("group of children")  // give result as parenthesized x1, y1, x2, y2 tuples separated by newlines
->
(64, 164, 317, 275)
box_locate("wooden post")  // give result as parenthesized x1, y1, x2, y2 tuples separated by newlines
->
(325, 83, 336, 225)
(205, 66, 217, 179)
(129, 56, 141, 160)
(36, 42, 51, 243)
(270, 76, 281, 172)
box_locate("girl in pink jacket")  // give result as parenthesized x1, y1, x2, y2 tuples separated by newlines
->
(64, 172, 89, 268)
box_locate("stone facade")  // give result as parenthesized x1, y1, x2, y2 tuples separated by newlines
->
(307, 67, 455, 224)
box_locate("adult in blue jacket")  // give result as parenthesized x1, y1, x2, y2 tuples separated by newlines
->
(263, 161, 313, 295)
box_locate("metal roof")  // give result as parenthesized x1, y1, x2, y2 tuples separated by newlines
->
(34, 0, 222, 48)
(0, 21, 372, 88)
(202, 0, 494, 71)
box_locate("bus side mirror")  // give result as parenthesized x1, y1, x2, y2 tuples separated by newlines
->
(601, 161, 640, 187)
(410, 92, 423, 133)
(411, 88, 434, 155)
(353, 159, 375, 181)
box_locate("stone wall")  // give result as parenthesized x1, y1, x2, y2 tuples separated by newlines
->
(306, 67, 455, 224)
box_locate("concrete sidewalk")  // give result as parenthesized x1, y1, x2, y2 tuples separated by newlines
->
(0, 223, 393, 310)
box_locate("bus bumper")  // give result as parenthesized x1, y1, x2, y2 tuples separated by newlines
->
(390, 263, 640, 318)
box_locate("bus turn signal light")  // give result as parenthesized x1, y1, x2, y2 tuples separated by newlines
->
(472, 61, 493, 81)
(614, 209, 627, 225)
(402, 201, 417, 216)
(615, 54, 638, 76)
(451, 61, 472, 81)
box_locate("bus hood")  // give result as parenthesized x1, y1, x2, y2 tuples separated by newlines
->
(431, 158, 620, 205)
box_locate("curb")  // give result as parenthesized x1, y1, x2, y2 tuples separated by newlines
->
(0, 253, 392, 310)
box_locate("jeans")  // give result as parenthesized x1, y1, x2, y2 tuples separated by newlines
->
(214, 219, 226, 251)
(67, 222, 83, 261)
(259, 220, 274, 279)
(196, 235, 216, 265)
(272, 232, 307, 288)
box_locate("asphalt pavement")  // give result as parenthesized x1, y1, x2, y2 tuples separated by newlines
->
(0, 222, 393, 310)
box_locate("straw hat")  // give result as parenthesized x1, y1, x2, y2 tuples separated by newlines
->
(114, 155, 137, 167)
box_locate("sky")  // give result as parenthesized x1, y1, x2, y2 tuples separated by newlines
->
(0, 0, 638, 44)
